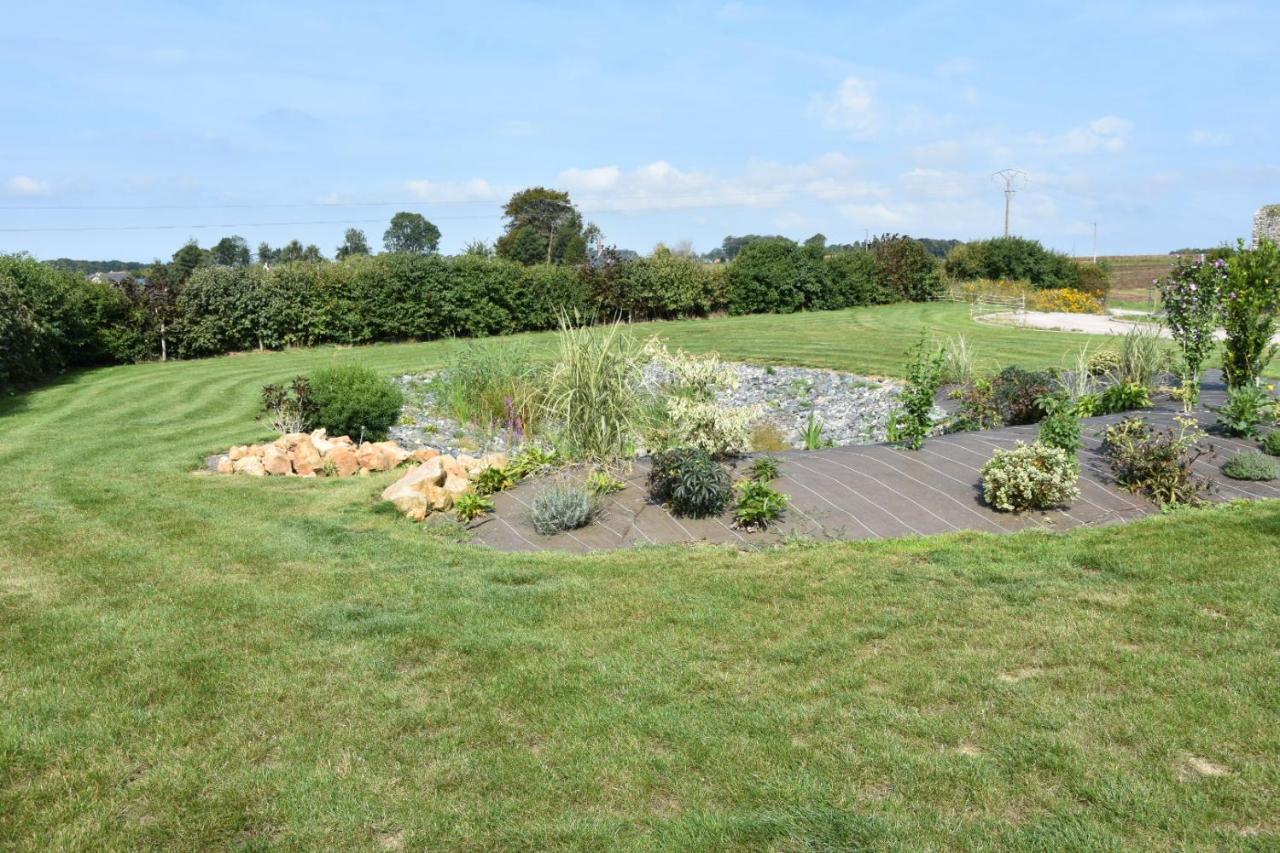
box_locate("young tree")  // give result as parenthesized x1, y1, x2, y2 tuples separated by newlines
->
(383, 211, 441, 255)
(1158, 256, 1227, 409)
(336, 228, 371, 259)
(210, 235, 251, 267)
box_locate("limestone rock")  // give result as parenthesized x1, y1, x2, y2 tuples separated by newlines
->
(376, 441, 411, 468)
(291, 436, 322, 476)
(443, 473, 471, 497)
(262, 445, 293, 476)
(478, 452, 509, 472)
(325, 446, 359, 477)
(247, 444, 266, 459)
(423, 484, 453, 511)
(228, 445, 249, 462)
(234, 456, 266, 476)
(440, 455, 468, 480)
(216, 455, 234, 475)
(356, 443, 392, 472)
(456, 453, 480, 472)
(410, 447, 441, 463)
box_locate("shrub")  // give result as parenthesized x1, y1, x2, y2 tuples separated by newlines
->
(991, 366, 1055, 425)
(981, 442, 1080, 512)
(1102, 416, 1212, 508)
(1086, 349, 1121, 376)
(1037, 395, 1081, 462)
(1096, 381, 1151, 415)
(309, 364, 404, 441)
(611, 246, 720, 319)
(894, 330, 946, 449)
(260, 376, 317, 434)
(943, 237, 1079, 290)
(1221, 451, 1280, 481)
(949, 378, 1001, 432)
(725, 238, 827, 315)
(748, 455, 781, 482)
(645, 346, 759, 458)
(749, 421, 791, 452)
(822, 250, 891, 307)
(732, 479, 789, 531)
(1073, 262, 1112, 299)
(868, 234, 941, 301)
(1212, 384, 1278, 437)
(1157, 256, 1227, 409)
(647, 447, 732, 518)
(453, 492, 495, 522)
(1028, 288, 1102, 314)
(473, 465, 517, 496)
(1263, 430, 1280, 456)
(541, 315, 649, 462)
(530, 481, 598, 534)
(1222, 238, 1280, 390)
(585, 468, 627, 495)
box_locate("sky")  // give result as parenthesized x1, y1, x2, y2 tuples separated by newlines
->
(2, 1, 1278, 262)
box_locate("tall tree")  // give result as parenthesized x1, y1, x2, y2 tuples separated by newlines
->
(383, 211, 441, 255)
(336, 228, 371, 259)
(256, 242, 279, 265)
(210, 235, 251, 267)
(171, 240, 208, 280)
(495, 187, 587, 265)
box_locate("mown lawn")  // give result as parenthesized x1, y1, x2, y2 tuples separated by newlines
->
(2, 302, 1278, 849)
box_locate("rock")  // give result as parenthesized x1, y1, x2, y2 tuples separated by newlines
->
(356, 443, 391, 472)
(216, 455, 234, 475)
(331, 435, 354, 447)
(310, 429, 334, 455)
(234, 456, 266, 476)
(247, 444, 266, 459)
(406, 502, 429, 522)
(410, 447, 440, 463)
(262, 445, 293, 476)
(291, 436, 323, 476)
(376, 441, 411, 468)
(478, 452, 509, 471)
(456, 453, 480, 472)
(381, 460, 447, 512)
(325, 446, 359, 477)
(440, 455, 469, 480)
(275, 432, 309, 451)
(423, 484, 453, 511)
(228, 445, 249, 461)
(443, 473, 471, 498)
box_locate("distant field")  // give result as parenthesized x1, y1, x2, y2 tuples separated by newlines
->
(1076, 255, 1179, 309)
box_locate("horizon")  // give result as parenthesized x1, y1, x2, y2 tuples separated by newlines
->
(3, 1, 1278, 261)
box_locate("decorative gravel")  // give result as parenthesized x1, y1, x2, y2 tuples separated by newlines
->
(390, 362, 910, 455)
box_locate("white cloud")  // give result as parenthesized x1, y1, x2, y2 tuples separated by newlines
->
(1189, 128, 1231, 148)
(558, 165, 621, 191)
(813, 76, 880, 138)
(4, 175, 51, 196)
(1059, 116, 1133, 154)
(402, 178, 498, 202)
(837, 202, 907, 229)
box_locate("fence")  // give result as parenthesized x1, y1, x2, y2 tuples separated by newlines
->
(937, 288, 1027, 325)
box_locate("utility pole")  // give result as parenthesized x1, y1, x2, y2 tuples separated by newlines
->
(993, 169, 1027, 237)
(1091, 221, 1098, 263)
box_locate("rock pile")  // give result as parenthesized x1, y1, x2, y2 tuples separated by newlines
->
(381, 451, 508, 521)
(210, 429, 433, 477)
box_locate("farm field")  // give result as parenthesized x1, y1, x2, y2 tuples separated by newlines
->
(1090, 254, 1179, 310)
(2, 302, 1278, 849)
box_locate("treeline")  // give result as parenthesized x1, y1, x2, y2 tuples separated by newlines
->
(3, 225, 1108, 395)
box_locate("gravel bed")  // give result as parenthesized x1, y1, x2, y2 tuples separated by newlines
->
(390, 362, 912, 455)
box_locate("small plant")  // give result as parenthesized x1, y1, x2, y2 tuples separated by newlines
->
(1112, 322, 1169, 389)
(530, 481, 599, 534)
(801, 411, 832, 450)
(473, 465, 517, 496)
(1086, 349, 1121, 376)
(949, 377, 1001, 432)
(895, 329, 946, 450)
(980, 442, 1081, 512)
(508, 446, 557, 479)
(453, 492, 495, 522)
(749, 421, 791, 452)
(648, 447, 732, 518)
(748, 455, 781, 482)
(991, 365, 1056, 426)
(1096, 381, 1151, 415)
(1037, 394, 1081, 464)
(1211, 384, 1278, 438)
(1221, 451, 1280, 481)
(941, 334, 976, 386)
(732, 479, 789, 531)
(260, 375, 317, 434)
(1102, 416, 1213, 508)
(585, 468, 627, 496)
(309, 364, 404, 441)
(645, 344, 760, 458)
(1262, 430, 1280, 456)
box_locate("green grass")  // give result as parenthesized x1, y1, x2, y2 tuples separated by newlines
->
(2, 302, 1279, 848)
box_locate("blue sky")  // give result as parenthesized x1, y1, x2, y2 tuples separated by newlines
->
(2, 1, 1278, 261)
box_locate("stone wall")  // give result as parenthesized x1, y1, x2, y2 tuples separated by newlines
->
(1254, 205, 1280, 247)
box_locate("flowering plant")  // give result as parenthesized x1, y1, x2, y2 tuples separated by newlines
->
(981, 441, 1080, 512)
(1157, 256, 1226, 409)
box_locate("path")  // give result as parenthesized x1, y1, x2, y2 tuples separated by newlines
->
(980, 309, 1280, 344)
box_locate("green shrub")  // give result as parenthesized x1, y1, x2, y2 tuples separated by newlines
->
(610, 246, 720, 319)
(453, 492, 495, 522)
(732, 479, 789, 531)
(949, 378, 1001, 432)
(541, 315, 649, 462)
(645, 346, 758, 458)
(1221, 239, 1280, 390)
(585, 468, 627, 496)
(530, 481, 598, 534)
(748, 455, 781, 482)
(822, 250, 891, 308)
(309, 364, 404, 441)
(508, 446, 557, 479)
(473, 465, 517, 496)
(725, 238, 828, 315)
(991, 366, 1056, 425)
(1212, 384, 1277, 437)
(894, 330, 946, 449)
(1102, 416, 1212, 508)
(1221, 451, 1280, 481)
(1262, 430, 1280, 456)
(1037, 395, 1081, 461)
(981, 442, 1080, 512)
(1073, 261, 1112, 299)
(942, 236, 1079, 290)
(868, 234, 940, 301)
(1097, 381, 1151, 415)
(648, 447, 732, 518)
(1086, 349, 1121, 376)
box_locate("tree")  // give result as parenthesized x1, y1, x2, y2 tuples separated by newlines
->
(336, 228, 371, 259)
(171, 240, 208, 281)
(803, 233, 828, 252)
(383, 211, 441, 255)
(210, 235, 251, 267)
(869, 234, 940, 301)
(495, 187, 586, 265)
(256, 242, 279, 265)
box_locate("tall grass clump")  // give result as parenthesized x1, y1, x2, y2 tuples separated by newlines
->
(1113, 322, 1169, 389)
(542, 313, 649, 462)
(428, 341, 544, 437)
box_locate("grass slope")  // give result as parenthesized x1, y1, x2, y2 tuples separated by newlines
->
(2, 302, 1278, 849)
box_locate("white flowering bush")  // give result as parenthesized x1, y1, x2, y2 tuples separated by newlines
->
(645, 344, 761, 457)
(981, 441, 1080, 512)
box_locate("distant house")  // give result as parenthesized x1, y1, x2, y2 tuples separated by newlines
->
(88, 271, 147, 286)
